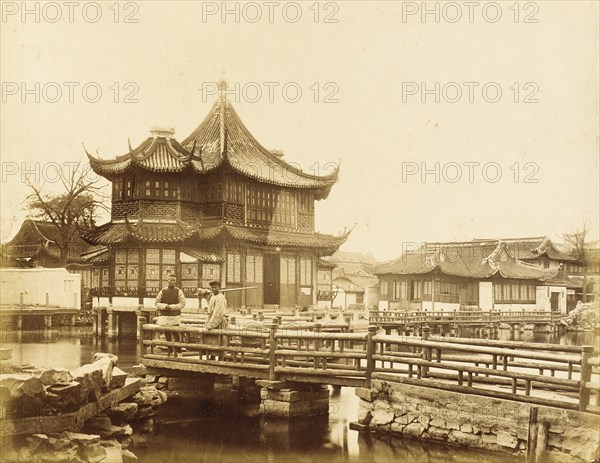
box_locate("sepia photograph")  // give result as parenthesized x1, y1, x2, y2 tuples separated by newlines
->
(0, 1, 599, 462)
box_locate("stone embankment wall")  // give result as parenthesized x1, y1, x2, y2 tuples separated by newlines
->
(355, 380, 600, 463)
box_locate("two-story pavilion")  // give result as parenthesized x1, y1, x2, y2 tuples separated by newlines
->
(82, 95, 348, 309)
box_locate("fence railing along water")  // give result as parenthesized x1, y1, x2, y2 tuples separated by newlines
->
(369, 310, 563, 325)
(139, 318, 599, 414)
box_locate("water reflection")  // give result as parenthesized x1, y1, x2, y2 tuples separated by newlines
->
(2, 327, 140, 370)
(1, 327, 598, 462)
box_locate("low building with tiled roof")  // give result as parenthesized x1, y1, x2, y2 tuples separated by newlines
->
(82, 87, 348, 309)
(371, 240, 568, 314)
(323, 251, 380, 309)
(1, 219, 91, 267)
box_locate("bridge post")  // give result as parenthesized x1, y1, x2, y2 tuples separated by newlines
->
(107, 306, 117, 340)
(366, 326, 377, 385)
(99, 307, 107, 338)
(136, 306, 147, 353)
(16, 315, 22, 331)
(268, 321, 278, 381)
(579, 345, 594, 411)
(421, 325, 431, 378)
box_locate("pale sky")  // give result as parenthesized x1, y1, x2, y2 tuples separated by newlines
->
(1, 1, 598, 261)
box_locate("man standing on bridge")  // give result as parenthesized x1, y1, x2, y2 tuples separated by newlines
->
(155, 274, 185, 326)
(203, 280, 227, 331)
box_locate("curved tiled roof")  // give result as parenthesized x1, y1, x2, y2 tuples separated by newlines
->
(182, 100, 339, 196)
(86, 100, 339, 199)
(473, 237, 580, 262)
(81, 220, 200, 245)
(86, 135, 198, 176)
(81, 220, 349, 252)
(372, 242, 559, 281)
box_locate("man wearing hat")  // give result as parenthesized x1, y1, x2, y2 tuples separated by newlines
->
(203, 280, 227, 331)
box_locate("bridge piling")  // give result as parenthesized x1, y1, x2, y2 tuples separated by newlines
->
(107, 307, 117, 340)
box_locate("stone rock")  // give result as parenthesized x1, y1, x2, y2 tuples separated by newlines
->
(46, 435, 75, 452)
(37, 368, 73, 386)
(136, 405, 157, 419)
(107, 402, 139, 424)
(109, 367, 128, 390)
(125, 434, 148, 450)
(481, 433, 497, 445)
(370, 408, 395, 426)
(496, 430, 518, 449)
(134, 417, 154, 434)
(426, 426, 450, 440)
(63, 432, 101, 445)
(93, 353, 119, 365)
(446, 419, 460, 431)
(131, 386, 167, 407)
(84, 415, 113, 433)
(130, 365, 147, 378)
(96, 424, 133, 439)
(450, 430, 480, 446)
(71, 365, 104, 403)
(0, 374, 44, 397)
(460, 423, 473, 434)
(403, 422, 425, 438)
(430, 417, 445, 428)
(145, 375, 157, 383)
(355, 387, 376, 402)
(122, 449, 138, 462)
(102, 445, 123, 463)
(78, 443, 107, 463)
(357, 404, 373, 425)
(46, 381, 82, 409)
(157, 376, 169, 384)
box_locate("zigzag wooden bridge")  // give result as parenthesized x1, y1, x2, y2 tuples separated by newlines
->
(137, 316, 600, 418)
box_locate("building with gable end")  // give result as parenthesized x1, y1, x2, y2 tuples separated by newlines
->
(372, 240, 567, 314)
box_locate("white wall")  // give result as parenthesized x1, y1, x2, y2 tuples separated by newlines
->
(479, 282, 494, 311)
(0, 268, 81, 310)
(332, 290, 358, 309)
(365, 285, 380, 308)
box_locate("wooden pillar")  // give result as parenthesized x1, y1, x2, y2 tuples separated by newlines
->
(579, 345, 594, 411)
(16, 315, 23, 331)
(107, 307, 117, 340)
(431, 276, 436, 311)
(312, 252, 318, 307)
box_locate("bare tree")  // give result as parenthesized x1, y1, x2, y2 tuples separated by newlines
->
(25, 162, 109, 266)
(563, 220, 590, 302)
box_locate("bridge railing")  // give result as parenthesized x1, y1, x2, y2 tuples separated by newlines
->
(370, 327, 598, 413)
(138, 319, 598, 414)
(271, 325, 369, 387)
(369, 309, 563, 325)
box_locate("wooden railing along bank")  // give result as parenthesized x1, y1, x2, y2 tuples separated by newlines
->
(369, 309, 563, 326)
(138, 318, 599, 414)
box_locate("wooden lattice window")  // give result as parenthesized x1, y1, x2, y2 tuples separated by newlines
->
(227, 251, 241, 283)
(145, 248, 176, 291)
(114, 248, 138, 289)
(246, 253, 263, 283)
(280, 256, 296, 284)
(300, 257, 312, 287)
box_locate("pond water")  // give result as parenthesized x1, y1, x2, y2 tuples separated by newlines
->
(2, 326, 598, 462)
